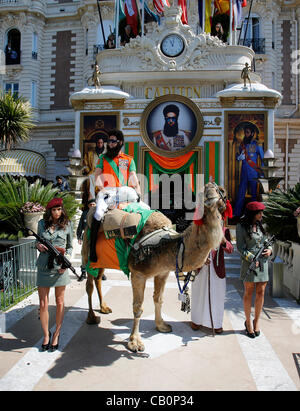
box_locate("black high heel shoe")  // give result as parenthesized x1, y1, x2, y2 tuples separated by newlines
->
(50, 334, 60, 352)
(244, 321, 255, 339)
(41, 331, 51, 351)
(253, 320, 260, 337)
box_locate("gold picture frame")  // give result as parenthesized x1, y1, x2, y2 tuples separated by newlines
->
(140, 95, 204, 158)
(224, 111, 268, 216)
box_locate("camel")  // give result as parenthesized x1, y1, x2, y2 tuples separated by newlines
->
(81, 182, 227, 352)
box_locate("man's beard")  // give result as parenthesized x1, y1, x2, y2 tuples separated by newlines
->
(164, 121, 178, 137)
(106, 142, 123, 159)
(95, 146, 104, 156)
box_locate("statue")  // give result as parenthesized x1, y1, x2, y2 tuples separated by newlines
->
(241, 62, 251, 88)
(92, 63, 101, 89)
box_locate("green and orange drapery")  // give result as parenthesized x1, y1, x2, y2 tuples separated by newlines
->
(204, 142, 220, 185)
(124, 142, 139, 166)
(144, 151, 199, 194)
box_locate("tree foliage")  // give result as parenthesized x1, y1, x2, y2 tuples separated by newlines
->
(0, 91, 35, 150)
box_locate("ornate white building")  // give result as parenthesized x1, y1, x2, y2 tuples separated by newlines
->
(0, 0, 299, 195)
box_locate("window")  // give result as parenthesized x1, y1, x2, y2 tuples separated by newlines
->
(31, 81, 37, 107)
(32, 32, 38, 59)
(240, 15, 265, 54)
(5, 28, 21, 65)
(5, 83, 19, 97)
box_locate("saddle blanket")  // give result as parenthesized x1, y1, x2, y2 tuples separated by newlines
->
(87, 203, 155, 277)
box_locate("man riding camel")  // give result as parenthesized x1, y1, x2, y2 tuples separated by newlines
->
(89, 129, 141, 262)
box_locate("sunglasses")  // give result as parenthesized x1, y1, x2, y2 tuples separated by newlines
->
(165, 116, 177, 122)
(108, 139, 119, 143)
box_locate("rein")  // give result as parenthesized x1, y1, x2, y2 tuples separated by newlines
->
(175, 237, 194, 313)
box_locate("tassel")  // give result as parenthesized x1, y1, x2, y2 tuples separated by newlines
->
(223, 200, 233, 220)
(193, 205, 204, 226)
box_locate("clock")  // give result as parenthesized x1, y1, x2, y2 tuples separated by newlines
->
(160, 34, 185, 58)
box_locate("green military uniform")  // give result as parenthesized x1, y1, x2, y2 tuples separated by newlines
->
(236, 223, 272, 282)
(36, 219, 73, 287)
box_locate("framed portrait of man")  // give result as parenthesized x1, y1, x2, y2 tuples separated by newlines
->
(140, 95, 204, 157)
(80, 113, 118, 176)
(225, 111, 268, 218)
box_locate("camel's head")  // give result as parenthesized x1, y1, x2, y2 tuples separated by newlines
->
(204, 182, 227, 213)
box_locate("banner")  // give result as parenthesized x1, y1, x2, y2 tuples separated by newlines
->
(178, 0, 188, 25)
(205, 142, 220, 184)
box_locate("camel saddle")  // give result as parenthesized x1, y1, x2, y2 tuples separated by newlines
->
(131, 226, 181, 264)
(102, 208, 141, 239)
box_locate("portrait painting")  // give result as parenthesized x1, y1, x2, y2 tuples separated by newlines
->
(81, 113, 118, 160)
(225, 112, 267, 219)
(79, 113, 118, 179)
(140, 95, 204, 157)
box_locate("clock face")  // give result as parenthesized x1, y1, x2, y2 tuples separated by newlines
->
(161, 34, 185, 57)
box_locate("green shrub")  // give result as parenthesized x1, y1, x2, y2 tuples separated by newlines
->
(0, 174, 78, 238)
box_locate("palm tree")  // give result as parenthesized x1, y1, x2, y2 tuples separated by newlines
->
(0, 90, 35, 150)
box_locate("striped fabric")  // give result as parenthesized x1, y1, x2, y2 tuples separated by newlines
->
(205, 142, 220, 185)
(124, 142, 139, 168)
(0, 149, 46, 178)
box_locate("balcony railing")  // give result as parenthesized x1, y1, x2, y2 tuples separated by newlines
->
(239, 38, 265, 54)
(0, 0, 19, 4)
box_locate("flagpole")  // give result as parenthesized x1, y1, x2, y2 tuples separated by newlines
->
(229, 0, 233, 45)
(142, 0, 145, 37)
(202, 0, 205, 32)
(97, 0, 106, 47)
(116, 0, 120, 48)
(243, 0, 254, 46)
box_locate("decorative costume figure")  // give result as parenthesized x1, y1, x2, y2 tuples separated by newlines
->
(234, 123, 264, 217)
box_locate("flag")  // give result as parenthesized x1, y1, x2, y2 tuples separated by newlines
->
(178, 0, 188, 24)
(214, 0, 230, 15)
(124, 0, 141, 36)
(234, 0, 242, 28)
(153, 0, 164, 14)
(198, 0, 203, 28)
(205, 0, 212, 33)
(153, 0, 169, 15)
(140, 0, 160, 23)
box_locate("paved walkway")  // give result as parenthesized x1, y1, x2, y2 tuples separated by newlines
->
(0, 268, 299, 391)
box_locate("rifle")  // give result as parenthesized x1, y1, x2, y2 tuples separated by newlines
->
(27, 228, 81, 281)
(246, 235, 276, 277)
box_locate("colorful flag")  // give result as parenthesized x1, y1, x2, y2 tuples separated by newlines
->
(124, 0, 141, 36)
(153, 0, 164, 14)
(198, 0, 204, 28)
(178, 0, 188, 24)
(205, 0, 212, 33)
(141, 0, 160, 23)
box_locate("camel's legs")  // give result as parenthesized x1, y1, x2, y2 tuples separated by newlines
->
(94, 269, 112, 314)
(128, 272, 146, 352)
(86, 273, 100, 324)
(153, 273, 172, 333)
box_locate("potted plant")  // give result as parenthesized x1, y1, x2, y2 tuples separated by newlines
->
(21, 201, 46, 233)
(264, 183, 300, 244)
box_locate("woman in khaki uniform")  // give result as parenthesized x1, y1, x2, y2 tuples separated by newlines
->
(36, 197, 73, 351)
(236, 202, 272, 338)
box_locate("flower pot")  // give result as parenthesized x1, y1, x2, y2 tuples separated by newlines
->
(24, 212, 43, 234)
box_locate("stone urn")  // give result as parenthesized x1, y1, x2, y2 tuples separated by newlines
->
(23, 212, 43, 234)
